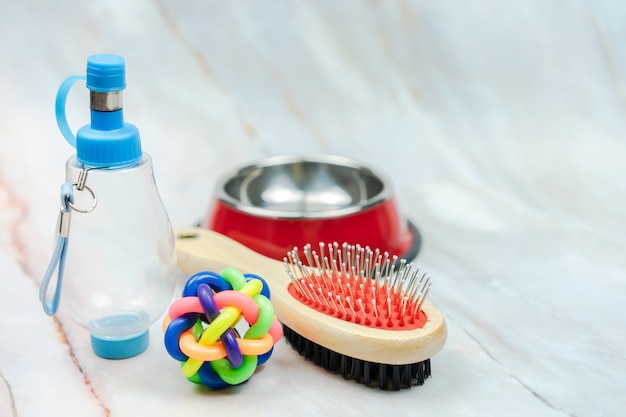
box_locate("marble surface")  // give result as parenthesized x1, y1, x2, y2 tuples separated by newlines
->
(1, 1, 625, 416)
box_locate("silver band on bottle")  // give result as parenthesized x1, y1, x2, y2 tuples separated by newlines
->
(90, 91, 123, 111)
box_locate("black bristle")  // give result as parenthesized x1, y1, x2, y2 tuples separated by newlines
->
(363, 361, 372, 386)
(282, 325, 432, 390)
(304, 335, 314, 360)
(339, 355, 351, 379)
(402, 364, 412, 387)
(320, 345, 329, 369)
(392, 366, 400, 391)
(378, 363, 387, 390)
(352, 358, 362, 383)
(328, 350, 339, 370)
(313, 343, 322, 366)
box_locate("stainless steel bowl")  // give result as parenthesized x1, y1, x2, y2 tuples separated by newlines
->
(220, 154, 391, 218)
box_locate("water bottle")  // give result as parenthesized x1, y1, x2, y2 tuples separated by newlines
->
(40, 54, 177, 359)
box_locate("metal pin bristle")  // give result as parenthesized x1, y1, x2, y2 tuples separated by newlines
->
(284, 242, 432, 330)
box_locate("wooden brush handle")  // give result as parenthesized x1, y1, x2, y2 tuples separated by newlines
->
(174, 227, 447, 364)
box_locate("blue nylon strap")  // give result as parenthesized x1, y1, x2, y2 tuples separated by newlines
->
(39, 183, 74, 316)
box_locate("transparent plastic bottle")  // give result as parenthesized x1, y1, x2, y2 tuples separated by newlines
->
(49, 54, 176, 359)
(64, 155, 176, 358)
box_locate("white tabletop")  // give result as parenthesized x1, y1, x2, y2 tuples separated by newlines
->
(1, 1, 625, 416)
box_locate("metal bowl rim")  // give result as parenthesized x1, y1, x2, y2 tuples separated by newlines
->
(214, 154, 394, 219)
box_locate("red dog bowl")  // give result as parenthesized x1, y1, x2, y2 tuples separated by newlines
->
(205, 155, 421, 261)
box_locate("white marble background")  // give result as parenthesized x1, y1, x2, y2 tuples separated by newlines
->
(1, 1, 625, 416)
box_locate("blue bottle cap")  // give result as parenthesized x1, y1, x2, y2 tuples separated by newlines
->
(90, 330, 149, 359)
(55, 53, 143, 167)
(86, 54, 126, 92)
